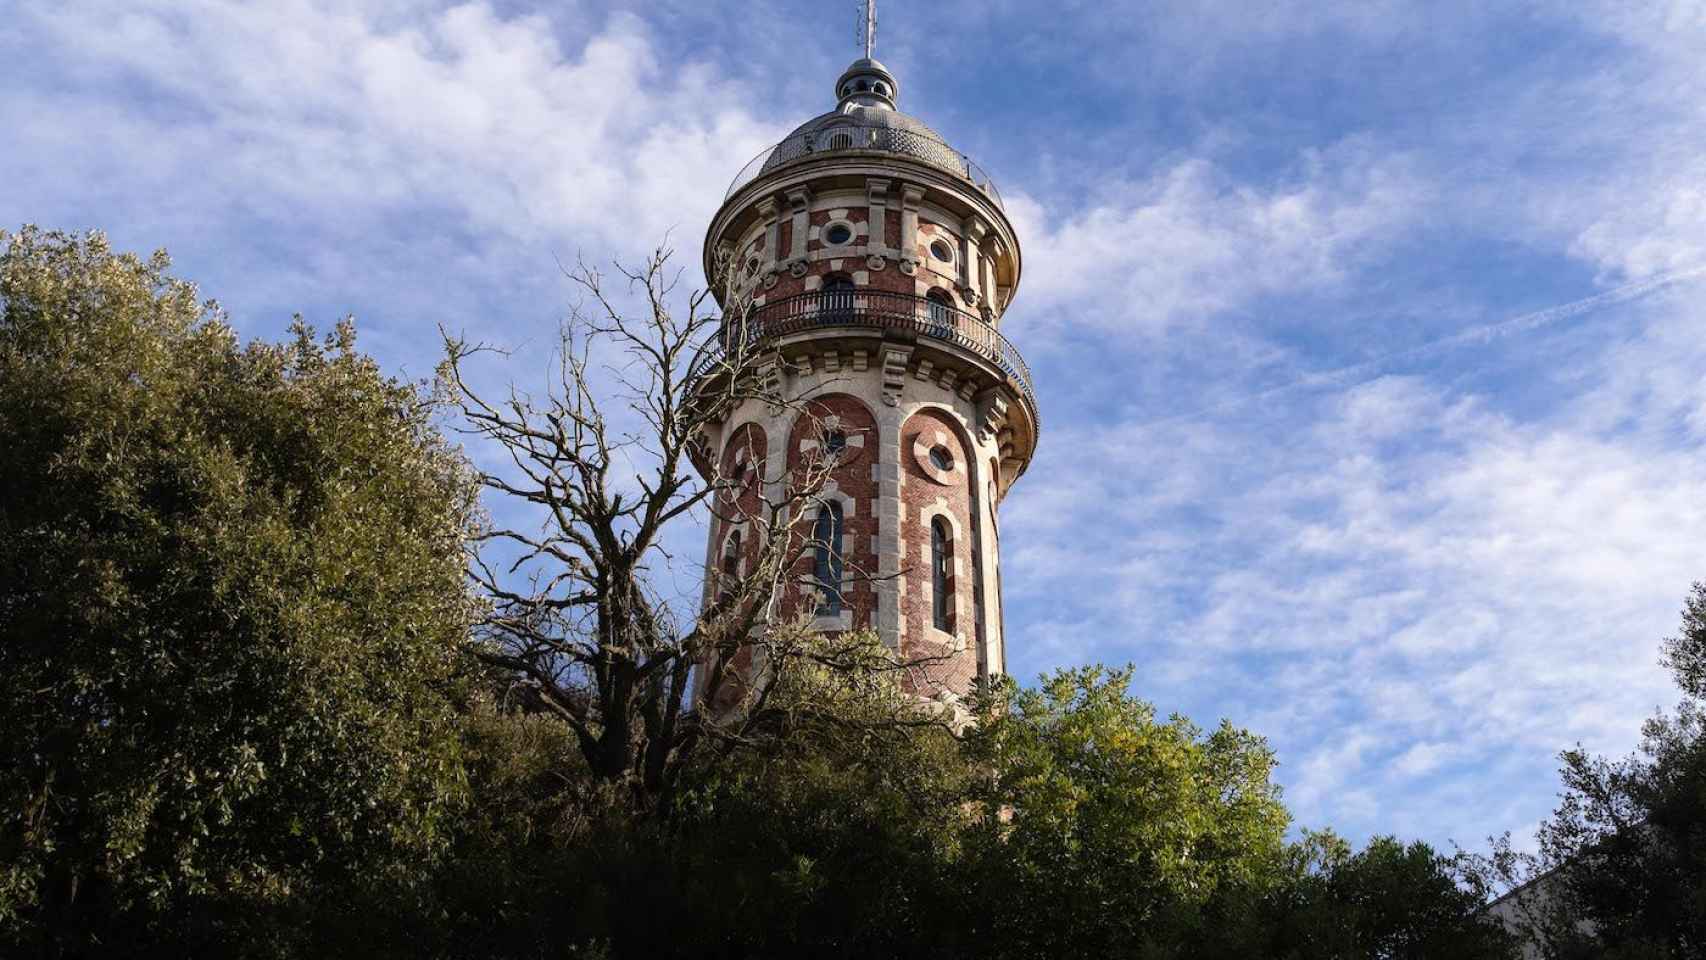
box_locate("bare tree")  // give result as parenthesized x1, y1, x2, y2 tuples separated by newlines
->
(439, 247, 941, 816)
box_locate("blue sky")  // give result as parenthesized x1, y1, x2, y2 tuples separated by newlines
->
(7, 0, 1706, 853)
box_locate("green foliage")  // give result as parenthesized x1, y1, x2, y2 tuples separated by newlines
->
(0, 226, 482, 953)
(1213, 832, 1514, 959)
(950, 665, 1292, 957)
(1545, 587, 1706, 958)
(1468, 582, 1706, 959)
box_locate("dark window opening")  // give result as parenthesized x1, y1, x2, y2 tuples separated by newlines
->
(719, 530, 741, 604)
(932, 517, 952, 632)
(821, 274, 855, 324)
(825, 223, 853, 245)
(813, 501, 845, 616)
(925, 288, 954, 333)
(928, 445, 953, 472)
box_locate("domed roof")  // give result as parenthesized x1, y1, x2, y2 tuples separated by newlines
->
(773, 100, 948, 148)
(725, 56, 1003, 210)
(757, 57, 964, 178)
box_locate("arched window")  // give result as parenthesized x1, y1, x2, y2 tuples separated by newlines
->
(821, 273, 855, 325)
(932, 517, 952, 632)
(813, 501, 845, 615)
(925, 288, 955, 335)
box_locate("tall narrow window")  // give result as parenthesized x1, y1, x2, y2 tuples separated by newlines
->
(813, 501, 844, 615)
(932, 517, 952, 632)
(718, 529, 741, 604)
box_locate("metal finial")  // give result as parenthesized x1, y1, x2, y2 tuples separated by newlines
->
(863, 0, 876, 59)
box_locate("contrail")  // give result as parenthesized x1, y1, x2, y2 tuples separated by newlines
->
(1131, 263, 1706, 431)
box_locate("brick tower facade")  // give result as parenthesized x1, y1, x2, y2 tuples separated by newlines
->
(695, 54, 1038, 703)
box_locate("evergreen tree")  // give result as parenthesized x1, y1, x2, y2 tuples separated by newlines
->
(0, 227, 482, 956)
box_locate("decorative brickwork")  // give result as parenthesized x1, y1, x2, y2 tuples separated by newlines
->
(784, 395, 880, 631)
(694, 51, 1037, 709)
(899, 407, 980, 698)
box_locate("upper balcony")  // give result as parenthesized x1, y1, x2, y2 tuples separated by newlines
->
(725, 123, 1004, 212)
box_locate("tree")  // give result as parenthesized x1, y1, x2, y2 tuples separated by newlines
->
(1214, 832, 1514, 959)
(943, 666, 1291, 958)
(1472, 582, 1706, 959)
(0, 227, 482, 954)
(438, 248, 941, 820)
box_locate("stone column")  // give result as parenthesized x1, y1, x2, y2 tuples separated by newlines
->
(899, 185, 924, 270)
(960, 214, 987, 307)
(786, 187, 812, 262)
(757, 196, 780, 271)
(865, 177, 890, 255)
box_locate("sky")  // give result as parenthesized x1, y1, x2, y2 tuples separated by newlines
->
(6, 0, 1706, 853)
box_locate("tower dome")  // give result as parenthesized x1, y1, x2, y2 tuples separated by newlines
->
(833, 57, 900, 109)
(694, 25, 1038, 706)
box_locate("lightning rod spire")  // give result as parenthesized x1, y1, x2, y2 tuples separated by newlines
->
(862, 0, 876, 59)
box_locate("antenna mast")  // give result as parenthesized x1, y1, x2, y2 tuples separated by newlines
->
(862, 0, 876, 59)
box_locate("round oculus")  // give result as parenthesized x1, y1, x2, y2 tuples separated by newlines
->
(824, 223, 854, 246)
(929, 239, 954, 263)
(928, 445, 954, 472)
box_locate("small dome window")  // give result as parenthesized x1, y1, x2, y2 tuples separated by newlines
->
(928, 445, 954, 472)
(930, 239, 954, 263)
(823, 430, 847, 455)
(824, 223, 854, 246)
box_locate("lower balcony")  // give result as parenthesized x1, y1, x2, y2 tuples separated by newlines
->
(707, 289, 1037, 419)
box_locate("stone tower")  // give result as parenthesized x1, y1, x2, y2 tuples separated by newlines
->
(695, 51, 1037, 702)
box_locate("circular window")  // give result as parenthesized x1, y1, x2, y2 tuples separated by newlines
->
(824, 223, 854, 246)
(823, 430, 847, 455)
(928, 445, 954, 472)
(930, 239, 954, 263)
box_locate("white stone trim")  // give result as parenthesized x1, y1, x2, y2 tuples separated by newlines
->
(818, 215, 858, 251)
(911, 426, 962, 486)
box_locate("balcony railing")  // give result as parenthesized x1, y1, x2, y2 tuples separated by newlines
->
(702, 289, 1036, 418)
(725, 123, 1004, 211)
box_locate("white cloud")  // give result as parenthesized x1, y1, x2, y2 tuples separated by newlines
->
(7, 1, 786, 260)
(1006, 142, 1423, 337)
(1003, 286, 1706, 840)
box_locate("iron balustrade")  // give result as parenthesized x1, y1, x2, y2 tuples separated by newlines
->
(725, 123, 1004, 210)
(704, 289, 1037, 418)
